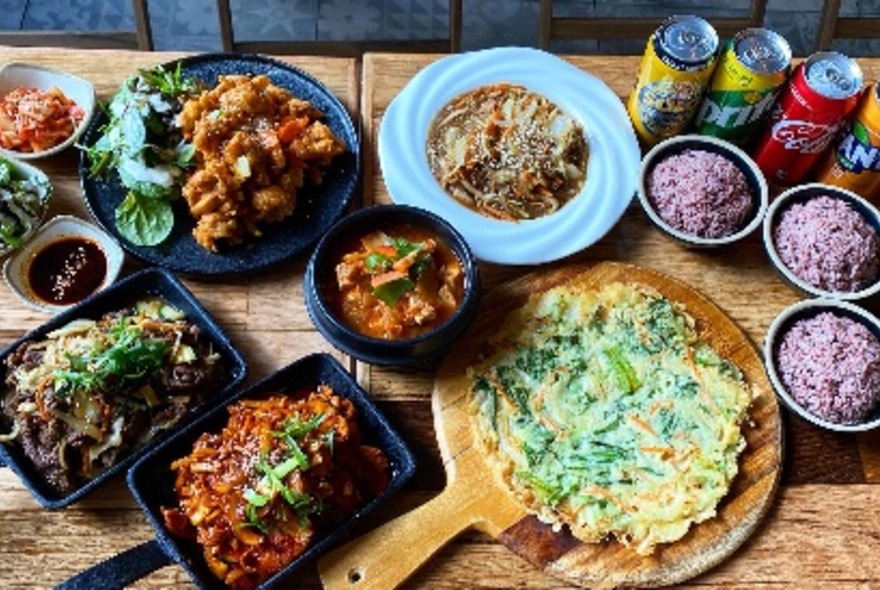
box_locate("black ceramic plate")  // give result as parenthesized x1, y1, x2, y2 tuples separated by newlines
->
(78, 53, 360, 276)
(0, 267, 248, 509)
(114, 353, 415, 590)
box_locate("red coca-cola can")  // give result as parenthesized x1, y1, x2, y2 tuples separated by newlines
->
(751, 51, 863, 184)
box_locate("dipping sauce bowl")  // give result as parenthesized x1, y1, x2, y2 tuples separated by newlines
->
(3, 215, 124, 314)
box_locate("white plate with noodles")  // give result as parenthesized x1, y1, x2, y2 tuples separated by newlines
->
(378, 47, 640, 265)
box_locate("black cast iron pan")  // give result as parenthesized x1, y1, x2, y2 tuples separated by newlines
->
(57, 352, 416, 589)
(0, 267, 248, 508)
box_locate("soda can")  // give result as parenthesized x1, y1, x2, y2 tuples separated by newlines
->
(694, 28, 791, 145)
(751, 51, 863, 185)
(815, 82, 880, 201)
(627, 15, 719, 146)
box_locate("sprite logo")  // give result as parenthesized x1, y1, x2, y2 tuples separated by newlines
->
(835, 120, 880, 173)
(696, 90, 778, 130)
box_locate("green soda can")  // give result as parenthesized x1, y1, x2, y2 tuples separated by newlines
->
(694, 28, 791, 145)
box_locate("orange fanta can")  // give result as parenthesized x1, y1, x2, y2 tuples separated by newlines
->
(816, 82, 880, 201)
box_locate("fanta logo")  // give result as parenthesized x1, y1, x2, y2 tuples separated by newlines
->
(835, 121, 880, 173)
(771, 119, 842, 153)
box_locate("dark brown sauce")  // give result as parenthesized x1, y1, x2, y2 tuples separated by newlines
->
(27, 237, 107, 305)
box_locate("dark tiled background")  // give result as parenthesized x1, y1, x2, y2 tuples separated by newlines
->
(1, 0, 879, 56)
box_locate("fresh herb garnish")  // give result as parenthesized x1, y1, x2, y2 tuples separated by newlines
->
(84, 63, 197, 247)
(241, 413, 330, 532)
(53, 319, 170, 398)
(362, 232, 434, 307)
(241, 449, 320, 532)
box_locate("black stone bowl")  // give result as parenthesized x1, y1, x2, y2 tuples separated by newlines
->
(55, 353, 416, 590)
(304, 204, 480, 367)
(0, 267, 247, 509)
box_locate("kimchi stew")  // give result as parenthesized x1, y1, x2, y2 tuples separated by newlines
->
(330, 225, 465, 339)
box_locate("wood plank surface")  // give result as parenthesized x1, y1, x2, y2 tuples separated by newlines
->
(349, 51, 880, 589)
(1, 45, 880, 590)
(0, 46, 359, 589)
(320, 262, 783, 590)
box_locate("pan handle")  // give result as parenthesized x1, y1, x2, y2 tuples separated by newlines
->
(54, 539, 171, 590)
(318, 448, 524, 590)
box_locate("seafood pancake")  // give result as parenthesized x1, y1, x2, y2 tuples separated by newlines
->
(467, 281, 752, 555)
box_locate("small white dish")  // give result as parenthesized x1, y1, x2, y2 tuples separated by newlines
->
(378, 47, 640, 265)
(0, 62, 96, 160)
(764, 298, 880, 433)
(638, 134, 769, 247)
(0, 155, 52, 257)
(3, 215, 124, 314)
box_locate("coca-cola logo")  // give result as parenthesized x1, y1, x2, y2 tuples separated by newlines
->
(771, 119, 843, 154)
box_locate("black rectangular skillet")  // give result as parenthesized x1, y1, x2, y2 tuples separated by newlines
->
(56, 352, 417, 589)
(0, 267, 248, 508)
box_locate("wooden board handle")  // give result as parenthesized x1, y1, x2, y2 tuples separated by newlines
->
(318, 449, 523, 590)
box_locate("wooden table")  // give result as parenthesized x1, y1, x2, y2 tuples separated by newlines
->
(0, 47, 879, 589)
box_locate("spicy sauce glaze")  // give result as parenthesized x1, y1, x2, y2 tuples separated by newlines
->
(27, 237, 107, 305)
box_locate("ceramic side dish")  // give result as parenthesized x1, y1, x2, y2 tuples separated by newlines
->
(763, 182, 880, 300)
(638, 134, 769, 247)
(764, 298, 880, 433)
(0, 155, 52, 257)
(3, 215, 125, 314)
(378, 46, 640, 265)
(0, 62, 96, 160)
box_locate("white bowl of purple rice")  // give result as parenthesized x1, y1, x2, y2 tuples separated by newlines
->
(763, 183, 880, 301)
(638, 134, 768, 247)
(765, 298, 880, 432)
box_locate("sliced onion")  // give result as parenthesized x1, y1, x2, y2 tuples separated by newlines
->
(46, 319, 97, 339)
(0, 421, 20, 442)
(50, 409, 104, 441)
(57, 438, 68, 470)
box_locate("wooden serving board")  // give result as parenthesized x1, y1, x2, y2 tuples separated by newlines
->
(318, 261, 783, 590)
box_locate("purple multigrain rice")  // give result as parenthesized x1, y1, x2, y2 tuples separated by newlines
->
(647, 149, 754, 239)
(777, 311, 880, 425)
(773, 195, 880, 293)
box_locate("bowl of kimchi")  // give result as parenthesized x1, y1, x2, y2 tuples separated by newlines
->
(0, 62, 96, 160)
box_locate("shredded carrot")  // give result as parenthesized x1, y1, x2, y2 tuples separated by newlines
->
(684, 348, 720, 415)
(370, 269, 408, 288)
(580, 485, 633, 514)
(628, 414, 657, 437)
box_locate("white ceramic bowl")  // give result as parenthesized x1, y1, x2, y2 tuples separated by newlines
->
(638, 134, 769, 247)
(0, 62, 96, 160)
(378, 47, 640, 265)
(3, 215, 125, 314)
(763, 183, 880, 300)
(0, 155, 52, 257)
(764, 298, 880, 432)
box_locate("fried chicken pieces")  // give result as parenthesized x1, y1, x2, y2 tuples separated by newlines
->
(178, 75, 346, 252)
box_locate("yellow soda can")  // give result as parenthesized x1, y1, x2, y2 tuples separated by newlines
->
(627, 15, 719, 147)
